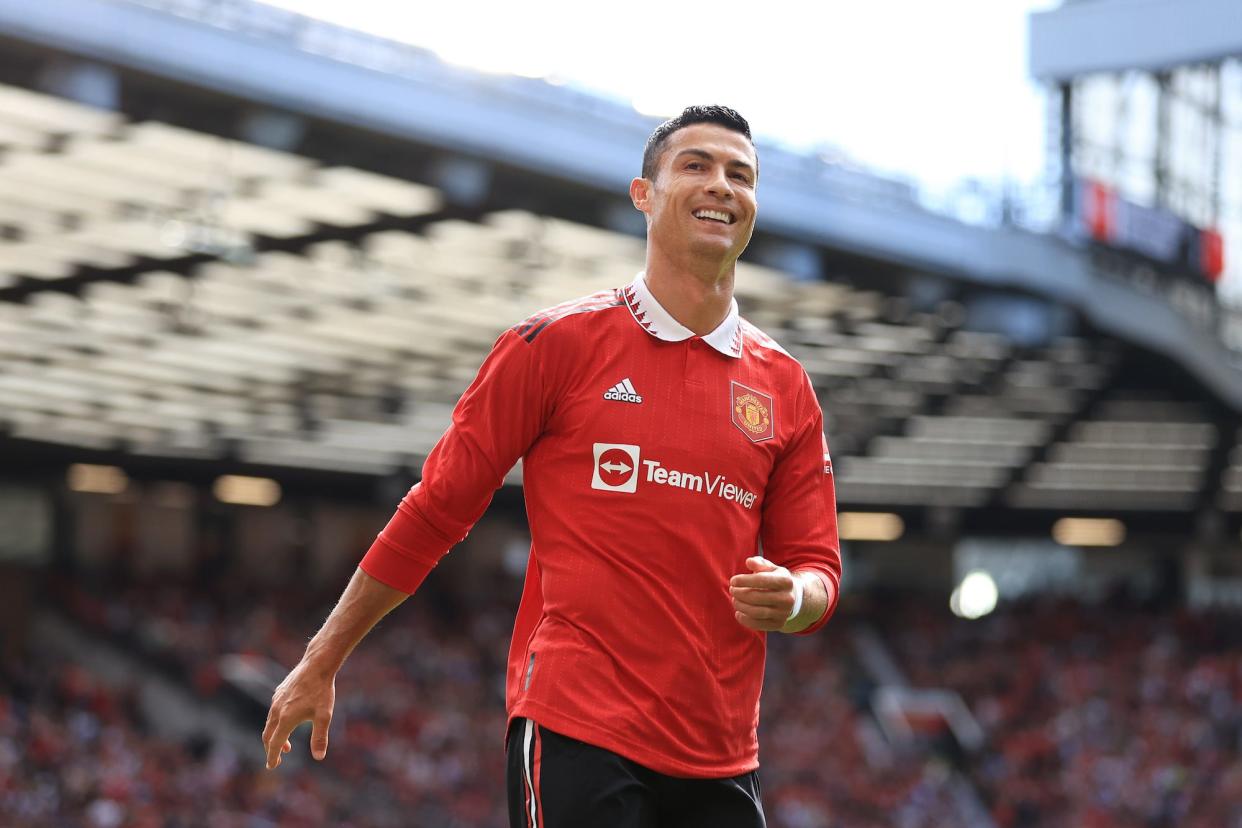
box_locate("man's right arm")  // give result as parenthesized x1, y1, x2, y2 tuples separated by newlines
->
(263, 326, 556, 769)
(262, 567, 408, 769)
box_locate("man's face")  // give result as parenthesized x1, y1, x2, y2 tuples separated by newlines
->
(633, 123, 758, 264)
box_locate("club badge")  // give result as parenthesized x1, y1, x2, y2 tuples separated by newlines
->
(731, 381, 774, 443)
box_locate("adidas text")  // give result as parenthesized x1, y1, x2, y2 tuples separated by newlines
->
(603, 379, 643, 404)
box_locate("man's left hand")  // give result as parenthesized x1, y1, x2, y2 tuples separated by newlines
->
(729, 556, 799, 632)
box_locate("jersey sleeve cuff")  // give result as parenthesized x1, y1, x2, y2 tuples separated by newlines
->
(359, 535, 436, 594)
(359, 493, 458, 594)
(792, 567, 839, 636)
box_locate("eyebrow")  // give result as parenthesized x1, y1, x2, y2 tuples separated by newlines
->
(673, 148, 756, 177)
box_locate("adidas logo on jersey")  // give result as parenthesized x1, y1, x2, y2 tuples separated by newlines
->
(603, 378, 643, 404)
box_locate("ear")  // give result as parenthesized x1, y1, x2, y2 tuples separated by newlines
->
(630, 177, 652, 215)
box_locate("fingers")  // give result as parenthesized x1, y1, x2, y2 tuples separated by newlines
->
(262, 708, 276, 752)
(264, 715, 303, 769)
(265, 717, 298, 770)
(311, 711, 333, 761)
(264, 690, 302, 770)
(262, 705, 281, 768)
(732, 593, 792, 622)
(732, 558, 791, 588)
(730, 572, 794, 591)
(263, 718, 310, 768)
(734, 610, 781, 632)
(730, 586, 789, 608)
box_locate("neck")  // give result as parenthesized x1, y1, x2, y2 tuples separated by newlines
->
(642, 245, 736, 336)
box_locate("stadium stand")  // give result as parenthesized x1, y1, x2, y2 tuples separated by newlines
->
(2, 79, 1236, 520)
(3, 559, 978, 828)
(880, 596, 1242, 828)
(22, 548, 1242, 827)
(820, 333, 1112, 509)
(1223, 427, 1242, 512)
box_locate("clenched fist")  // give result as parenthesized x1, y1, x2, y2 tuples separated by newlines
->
(729, 556, 800, 632)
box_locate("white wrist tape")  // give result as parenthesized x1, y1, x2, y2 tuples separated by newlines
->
(786, 573, 805, 622)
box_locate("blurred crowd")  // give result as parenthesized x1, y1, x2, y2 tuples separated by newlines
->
(6, 566, 959, 827)
(40, 571, 513, 827)
(761, 631, 961, 828)
(885, 596, 1242, 828)
(19, 562, 1242, 827)
(1, 648, 380, 828)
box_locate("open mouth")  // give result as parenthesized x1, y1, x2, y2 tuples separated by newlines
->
(692, 209, 735, 225)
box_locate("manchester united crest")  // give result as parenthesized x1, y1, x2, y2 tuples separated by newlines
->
(730, 381, 774, 443)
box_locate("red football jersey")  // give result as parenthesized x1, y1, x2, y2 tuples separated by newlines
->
(361, 274, 841, 777)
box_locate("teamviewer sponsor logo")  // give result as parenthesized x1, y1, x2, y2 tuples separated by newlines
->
(591, 443, 640, 492)
(589, 443, 757, 509)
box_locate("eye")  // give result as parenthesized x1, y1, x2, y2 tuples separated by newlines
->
(686, 161, 703, 170)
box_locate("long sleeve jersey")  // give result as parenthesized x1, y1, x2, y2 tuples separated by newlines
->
(361, 273, 841, 778)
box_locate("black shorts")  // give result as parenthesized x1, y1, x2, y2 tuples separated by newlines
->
(506, 718, 765, 828)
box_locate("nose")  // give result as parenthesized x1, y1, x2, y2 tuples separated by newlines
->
(705, 166, 733, 199)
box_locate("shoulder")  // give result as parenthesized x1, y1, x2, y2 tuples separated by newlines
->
(510, 288, 627, 344)
(739, 317, 797, 364)
(740, 318, 818, 397)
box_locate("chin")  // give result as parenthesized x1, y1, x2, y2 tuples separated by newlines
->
(686, 239, 738, 261)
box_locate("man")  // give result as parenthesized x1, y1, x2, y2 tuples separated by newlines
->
(263, 105, 841, 827)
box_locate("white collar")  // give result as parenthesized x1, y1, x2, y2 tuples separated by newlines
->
(621, 272, 742, 359)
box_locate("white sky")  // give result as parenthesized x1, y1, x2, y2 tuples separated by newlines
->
(262, 0, 1060, 193)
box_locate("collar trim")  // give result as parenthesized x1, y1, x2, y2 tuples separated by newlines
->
(622, 273, 742, 359)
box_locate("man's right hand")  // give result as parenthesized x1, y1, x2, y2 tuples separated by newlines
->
(262, 659, 337, 769)
(259, 567, 410, 770)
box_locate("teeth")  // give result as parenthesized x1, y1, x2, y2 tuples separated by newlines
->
(693, 209, 732, 224)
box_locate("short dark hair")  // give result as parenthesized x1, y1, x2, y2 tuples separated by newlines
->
(641, 105, 754, 181)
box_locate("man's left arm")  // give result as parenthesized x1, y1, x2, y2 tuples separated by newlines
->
(729, 373, 841, 635)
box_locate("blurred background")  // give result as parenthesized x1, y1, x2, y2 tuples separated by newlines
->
(1, 0, 1241, 826)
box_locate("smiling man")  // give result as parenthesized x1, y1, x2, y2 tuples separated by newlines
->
(262, 105, 841, 827)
